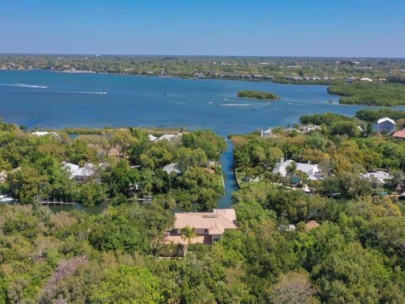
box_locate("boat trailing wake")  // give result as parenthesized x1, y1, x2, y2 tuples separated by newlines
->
(53, 90, 108, 95)
(220, 103, 267, 107)
(0, 83, 108, 95)
(0, 83, 49, 89)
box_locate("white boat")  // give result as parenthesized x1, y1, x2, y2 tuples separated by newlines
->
(0, 196, 14, 203)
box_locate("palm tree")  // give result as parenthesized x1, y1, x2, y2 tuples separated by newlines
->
(287, 161, 297, 175)
(181, 225, 196, 256)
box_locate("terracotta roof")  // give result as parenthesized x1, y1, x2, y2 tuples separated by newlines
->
(393, 130, 405, 139)
(163, 234, 208, 245)
(305, 220, 320, 231)
(174, 209, 237, 234)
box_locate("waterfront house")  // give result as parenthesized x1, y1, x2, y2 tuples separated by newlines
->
(261, 128, 272, 138)
(32, 131, 59, 137)
(163, 209, 237, 245)
(272, 159, 324, 181)
(362, 171, 393, 184)
(377, 117, 396, 133)
(156, 133, 182, 142)
(148, 134, 157, 142)
(393, 129, 405, 139)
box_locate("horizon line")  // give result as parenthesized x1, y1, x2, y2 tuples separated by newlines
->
(0, 52, 404, 60)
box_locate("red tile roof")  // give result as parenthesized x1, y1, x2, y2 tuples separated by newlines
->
(305, 220, 320, 231)
(393, 130, 405, 139)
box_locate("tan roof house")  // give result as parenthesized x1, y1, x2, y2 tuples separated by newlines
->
(164, 209, 237, 245)
(305, 220, 320, 231)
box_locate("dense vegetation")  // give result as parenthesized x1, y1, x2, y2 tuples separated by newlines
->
(328, 82, 405, 106)
(1, 113, 405, 302)
(356, 108, 405, 122)
(237, 90, 279, 100)
(0, 121, 226, 211)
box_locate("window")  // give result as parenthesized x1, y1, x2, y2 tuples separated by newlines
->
(204, 229, 209, 234)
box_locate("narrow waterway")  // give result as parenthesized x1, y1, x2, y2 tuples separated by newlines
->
(218, 140, 237, 208)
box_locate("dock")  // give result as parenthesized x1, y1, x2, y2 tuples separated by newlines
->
(41, 200, 75, 206)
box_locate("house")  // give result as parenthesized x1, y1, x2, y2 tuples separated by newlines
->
(162, 163, 181, 175)
(299, 125, 321, 133)
(163, 209, 237, 245)
(62, 162, 96, 182)
(155, 133, 182, 142)
(272, 159, 324, 181)
(393, 129, 405, 139)
(148, 134, 157, 142)
(261, 128, 272, 138)
(32, 131, 59, 137)
(377, 117, 396, 133)
(360, 77, 373, 82)
(362, 171, 393, 184)
(305, 220, 320, 231)
(279, 224, 296, 232)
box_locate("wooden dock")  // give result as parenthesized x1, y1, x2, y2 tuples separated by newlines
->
(41, 200, 75, 206)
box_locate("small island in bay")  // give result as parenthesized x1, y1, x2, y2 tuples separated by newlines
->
(237, 90, 280, 100)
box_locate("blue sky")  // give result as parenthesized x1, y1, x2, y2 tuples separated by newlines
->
(1, 0, 404, 57)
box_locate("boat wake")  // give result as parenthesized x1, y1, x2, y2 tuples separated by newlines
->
(54, 90, 108, 95)
(0, 83, 48, 89)
(220, 103, 266, 107)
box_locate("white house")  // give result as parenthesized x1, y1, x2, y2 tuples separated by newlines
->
(261, 128, 272, 138)
(155, 133, 182, 142)
(272, 159, 323, 181)
(362, 171, 393, 184)
(148, 134, 157, 142)
(162, 163, 181, 175)
(377, 117, 396, 133)
(32, 131, 59, 137)
(62, 162, 96, 182)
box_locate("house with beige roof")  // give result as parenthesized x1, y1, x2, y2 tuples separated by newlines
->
(164, 209, 237, 245)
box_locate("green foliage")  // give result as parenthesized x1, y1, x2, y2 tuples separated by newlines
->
(356, 108, 405, 122)
(182, 130, 226, 161)
(300, 112, 356, 126)
(89, 266, 162, 304)
(329, 82, 405, 106)
(237, 90, 279, 100)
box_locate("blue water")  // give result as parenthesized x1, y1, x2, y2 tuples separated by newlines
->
(0, 70, 395, 208)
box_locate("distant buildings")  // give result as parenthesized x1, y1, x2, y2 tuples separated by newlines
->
(164, 209, 237, 245)
(377, 117, 396, 133)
